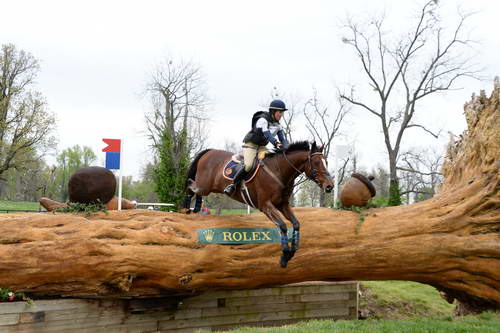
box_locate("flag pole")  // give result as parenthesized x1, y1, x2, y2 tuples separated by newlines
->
(118, 139, 123, 210)
(333, 151, 339, 209)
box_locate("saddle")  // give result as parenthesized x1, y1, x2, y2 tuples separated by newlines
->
(222, 151, 268, 182)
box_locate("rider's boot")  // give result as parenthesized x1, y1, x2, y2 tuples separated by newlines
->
(224, 167, 248, 196)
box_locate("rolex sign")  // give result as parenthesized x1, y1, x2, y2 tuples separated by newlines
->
(198, 228, 293, 244)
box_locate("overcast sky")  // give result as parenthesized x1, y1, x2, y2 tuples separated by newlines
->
(3, 0, 500, 179)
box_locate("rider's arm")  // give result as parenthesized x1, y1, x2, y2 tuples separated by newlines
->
(277, 130, 289, 148)
(256, 118, 278, 145)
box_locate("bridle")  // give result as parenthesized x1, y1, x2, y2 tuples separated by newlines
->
(282, 150, 324, 187)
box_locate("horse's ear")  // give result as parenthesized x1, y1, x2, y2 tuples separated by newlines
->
(311, 141, 317, 152)
(318, 144, 324, 152)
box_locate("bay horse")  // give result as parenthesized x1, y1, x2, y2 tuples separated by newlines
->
(183, 141, 334, 268)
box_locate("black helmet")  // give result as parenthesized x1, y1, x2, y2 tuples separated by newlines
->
(269, 99, 288, 111)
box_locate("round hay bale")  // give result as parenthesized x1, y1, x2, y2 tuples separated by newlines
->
(340, 173, 376, 207)
(68, 166, 116, 204)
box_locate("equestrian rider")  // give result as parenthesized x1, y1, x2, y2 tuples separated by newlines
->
(224, 99, 289, 195)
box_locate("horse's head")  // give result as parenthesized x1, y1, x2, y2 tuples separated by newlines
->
(304, 142, 334, 193)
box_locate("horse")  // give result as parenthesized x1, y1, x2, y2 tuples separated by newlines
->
(182, 141, 334, 268)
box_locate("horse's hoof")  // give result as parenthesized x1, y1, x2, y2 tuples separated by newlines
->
(179, 208, 191, 214)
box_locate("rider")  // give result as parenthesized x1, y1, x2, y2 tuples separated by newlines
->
(224, 99, 290, 196)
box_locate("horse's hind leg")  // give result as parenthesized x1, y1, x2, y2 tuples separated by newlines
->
(262, 202, 293, 268)
(193, 195, 203, 213)
(181, 192, 194, 214)
(182, 181, 198, 214)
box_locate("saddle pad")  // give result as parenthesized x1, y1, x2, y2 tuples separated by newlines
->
(222, 160, 260, 182)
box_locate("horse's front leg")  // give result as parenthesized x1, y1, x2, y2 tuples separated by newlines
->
(279, 203, 300, 256)
(261, 202, 293, 268)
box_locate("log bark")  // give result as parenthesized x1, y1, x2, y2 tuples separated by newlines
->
(0, 86, 499, 310)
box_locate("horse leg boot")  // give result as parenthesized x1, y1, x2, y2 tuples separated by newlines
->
(223, 166, 248, 196)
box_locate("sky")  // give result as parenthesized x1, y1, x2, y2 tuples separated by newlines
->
(3, 0, 500, 179)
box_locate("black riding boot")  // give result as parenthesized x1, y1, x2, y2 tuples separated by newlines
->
(224, 167, 248, 196)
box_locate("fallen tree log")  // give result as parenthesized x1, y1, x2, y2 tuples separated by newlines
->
(0, 85, 499, 311)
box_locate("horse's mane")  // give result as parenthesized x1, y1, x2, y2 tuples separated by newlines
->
(265, 141, 310, 159)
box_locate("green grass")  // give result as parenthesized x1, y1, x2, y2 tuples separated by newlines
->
(0, 200, 40, 212)
(361, 281, 455, 318)
(215, 313, 500, 333)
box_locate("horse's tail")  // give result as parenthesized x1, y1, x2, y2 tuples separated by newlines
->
(185, 148, 212, 193)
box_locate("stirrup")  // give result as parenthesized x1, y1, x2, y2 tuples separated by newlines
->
(224, 184, 236, 195)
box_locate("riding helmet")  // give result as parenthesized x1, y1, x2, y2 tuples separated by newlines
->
(269, 99, 288, 111)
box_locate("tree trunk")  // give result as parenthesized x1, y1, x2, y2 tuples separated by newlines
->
(0, 87, 499, 311)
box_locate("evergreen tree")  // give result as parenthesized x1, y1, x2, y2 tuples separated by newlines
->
(154, 130, 189, 208)
(145, 56, 209, 210)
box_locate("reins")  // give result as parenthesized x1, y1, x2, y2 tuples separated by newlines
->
(280, 150, 324, 189)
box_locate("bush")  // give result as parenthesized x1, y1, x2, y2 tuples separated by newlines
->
(367, 196, 390, 208)
(388, 183, 402, 206)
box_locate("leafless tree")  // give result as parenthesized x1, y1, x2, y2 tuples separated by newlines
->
(0, 44, 57, 181)
(398, 147, 444, 202)
(145, 56, 209, 160)
(302, 88, 350, 206)
(339, 0, 480, 204)
(296, 180, 320, 207)
(370, 165, 390, 198)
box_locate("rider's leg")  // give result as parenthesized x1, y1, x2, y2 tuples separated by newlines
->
(224, 143, 256, 195)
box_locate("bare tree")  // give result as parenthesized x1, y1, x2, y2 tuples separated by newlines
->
(146, 57, 209, 158)
(303, 88, 349, 206)
(296, 180, 320, 207)
(339, 0, 480, 205)
(370, 165, 390, 198)
(145, 56, 210, 206)
(0, 44, 57, 181)
(398, 147, 444, 203)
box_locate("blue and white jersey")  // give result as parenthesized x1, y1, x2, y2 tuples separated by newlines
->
(255, 117, 282, 137)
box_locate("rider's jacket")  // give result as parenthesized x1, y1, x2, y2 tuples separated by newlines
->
(243, 111, 287, 147)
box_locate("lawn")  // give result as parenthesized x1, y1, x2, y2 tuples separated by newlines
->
(0, 200, 40, 212)
(220, 312, 500, 333)
(360, 280, 455, 319)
